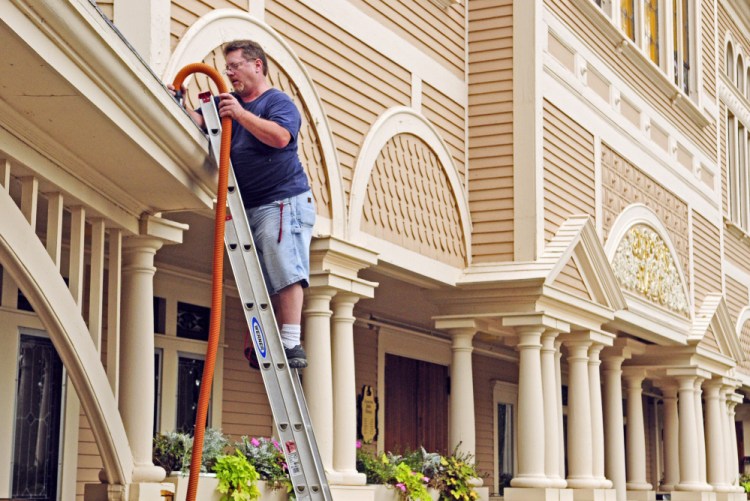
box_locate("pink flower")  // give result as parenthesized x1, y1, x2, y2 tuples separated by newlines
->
(250, 437, 260, 447)
(396, 483, 406, 492)
(423, 477, 429, 483)
(356, 440, 362, 449)
(272, 439, 281, 451)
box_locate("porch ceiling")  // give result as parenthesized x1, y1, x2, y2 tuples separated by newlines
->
(0, 0, 217, 229)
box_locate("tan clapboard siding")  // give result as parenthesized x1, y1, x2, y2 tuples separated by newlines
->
(76, 414, 103, 500)
(422, 82, 467, 186)
(698, 324, 721, 354)
(348, 0, 465, 77)
(170, 0, 246, 49)
(725, 275, 748, 321)
(739, 321, 750, 376)
(702, 0, 716, 100)
(96, 0, 114, 21)
(469, 0, 514, 263)
(553, 258, 592, 299)
(693, 211, 722, 311)
(266, 0, 411, 203)
(221, 296, 273, 439)
(543, 99, 596, 244)
(472, 353, 517, 497)
(721, 102, 728, 217)
(545, 0, 716, 162)
(725, 231, 750, 269)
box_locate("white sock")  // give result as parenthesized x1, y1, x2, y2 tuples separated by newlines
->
(280, 324, 301, 349)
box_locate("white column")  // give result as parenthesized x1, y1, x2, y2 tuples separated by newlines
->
(694, 377, 708, 487)
(114, 0, 171, 75)
(660, 385, 680, 492)
(331, 293, 366, 485)
(565, 340, 598, 489)
(302, 287, 337, 478)
(541, 331, 565, 487)
(588, 344, 610, 488)
(704, 381, 729, 491)
(623, 371, 651, 491)
(720, 387, 733, 490)
(448, 328, 477, 457)
(510, 326, 550, 488)
(119, 236, 166, 482)
(602, 356, 627, 501)
(675, 375, 702, 491)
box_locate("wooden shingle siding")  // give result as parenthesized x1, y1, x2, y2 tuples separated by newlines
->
(545, 0, 717, 162)
(725, 275, 748, 321)
(422, 82, 467, 186)
(170, 0, 246, 50)
(692, 211, 722, 311)
(266, 0, 411, 204)
(472, 353, 517, 498)
(739, 321, 750, 376)
(543, 99, 596, 243)
(221, 296, 273, 439)
(348, 0, 466, 78)
(468, 0, 514, 263)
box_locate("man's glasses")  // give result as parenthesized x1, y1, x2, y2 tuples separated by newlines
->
(222, 59, 257, 75)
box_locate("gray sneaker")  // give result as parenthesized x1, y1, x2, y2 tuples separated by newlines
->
(285, 344, 308, 369)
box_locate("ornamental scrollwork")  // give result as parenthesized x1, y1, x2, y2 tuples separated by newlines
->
(612, 225, 689, 315)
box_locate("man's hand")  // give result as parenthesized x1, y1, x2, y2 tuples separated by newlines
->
(218, 93, 245, 121)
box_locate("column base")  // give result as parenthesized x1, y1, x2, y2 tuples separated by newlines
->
(329, 469, 367, 486)
(568, 488, 616, 501)
(504, 487, 568, 501)
(332, 484, 376, 501)
(671, 492, 717, 501)
(625, 490, 655, 501)
(84, 482, 174, 501)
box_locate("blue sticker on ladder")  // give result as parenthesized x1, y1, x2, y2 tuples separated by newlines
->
(252, 318, 268, 359)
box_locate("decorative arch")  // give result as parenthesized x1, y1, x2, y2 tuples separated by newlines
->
(604, 204, 691, 316)
(0, 189, 133, 487)
(348, 106, 471, 254)
(737, 52, 745, 89)
(163, 9, 345, 237)
(726, 34, 736, 80)
(737, 306, 750, 338)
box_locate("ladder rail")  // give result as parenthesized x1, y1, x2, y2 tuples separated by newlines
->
(200, 94, 332, 501)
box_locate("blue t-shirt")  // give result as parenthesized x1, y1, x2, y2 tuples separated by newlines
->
(207, 89, 310, 208)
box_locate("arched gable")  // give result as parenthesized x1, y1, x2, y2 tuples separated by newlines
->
(163, 9, 345, 237)
(0, 189, 133, 487)
(604, 204, 691, 317)
(348, 107, 471, 261)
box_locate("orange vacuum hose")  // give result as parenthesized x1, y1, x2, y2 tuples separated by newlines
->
(171, 63, 231, 501)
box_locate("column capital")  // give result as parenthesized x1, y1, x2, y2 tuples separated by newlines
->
(501, 312, 570, 333)
(559, 328, 615, 347)
(622, 367, 647, 385)
(309, 237, 378, 298)
(137, 214, 187, 245)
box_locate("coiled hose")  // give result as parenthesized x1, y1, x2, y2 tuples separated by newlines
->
(171, 63, 231, 501)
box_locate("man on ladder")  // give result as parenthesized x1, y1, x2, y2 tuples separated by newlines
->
(170, 39, 314, 369)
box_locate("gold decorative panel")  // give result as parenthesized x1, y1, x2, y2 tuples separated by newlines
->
(183, 47, 331, 220)
(362, 133, 466, 267)
(611, 225, 689, 316)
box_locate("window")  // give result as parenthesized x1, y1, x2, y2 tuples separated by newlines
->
(727, 41, 735, 80)
(175, 355, 208, 433)
(177, 301, 211, 341)
(12, 334, 63, 500)
(738, 54, 745, 91)
(644, 0, 660, 64)
(727, 111, 750, 232)
(621, 0, 635, 41)
(154, 349, 163, 435)
(493, 382, 517, 496)
(672, 0, 690, 93)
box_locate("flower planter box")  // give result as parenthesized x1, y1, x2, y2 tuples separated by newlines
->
(165, 473, 288, 500)
(372, 484, 440, 501)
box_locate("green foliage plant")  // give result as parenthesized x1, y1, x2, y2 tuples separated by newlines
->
(740, 473, 750, 493)
(214, 450, 261, 501)
(152, 428, 229, 474)
(433, 451, 480, 501)
(392, 462, 432, 501)
(235, 436, 294, 495)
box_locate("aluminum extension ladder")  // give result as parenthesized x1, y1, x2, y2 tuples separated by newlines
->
(199, 91, 332, 501)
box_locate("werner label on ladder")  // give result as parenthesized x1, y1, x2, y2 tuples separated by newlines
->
(199, 90, 332, 500)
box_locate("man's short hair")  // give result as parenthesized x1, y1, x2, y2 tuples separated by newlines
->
(223, 40, 269, 76)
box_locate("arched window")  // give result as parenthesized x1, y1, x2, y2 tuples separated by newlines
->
(746, 66, 750, 98)
(738, 54, 745, 90)
(727, 41, 735, 80)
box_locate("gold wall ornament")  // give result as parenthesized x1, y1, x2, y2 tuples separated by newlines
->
(612, 225, 689, 315)
(358, 385, 378, 444)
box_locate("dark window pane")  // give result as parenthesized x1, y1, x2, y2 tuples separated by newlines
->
(176, 356, 206, 433)
(154, 297, 166, 334)
(154, 351, 162, 435)
(17, 289, 33, 312)
(13, 335, 63, 500)
(176, 302, 210, 341)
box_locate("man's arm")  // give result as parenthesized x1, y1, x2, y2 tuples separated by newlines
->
(217, 93, 291, 148)
(167, 84, 206, 128)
